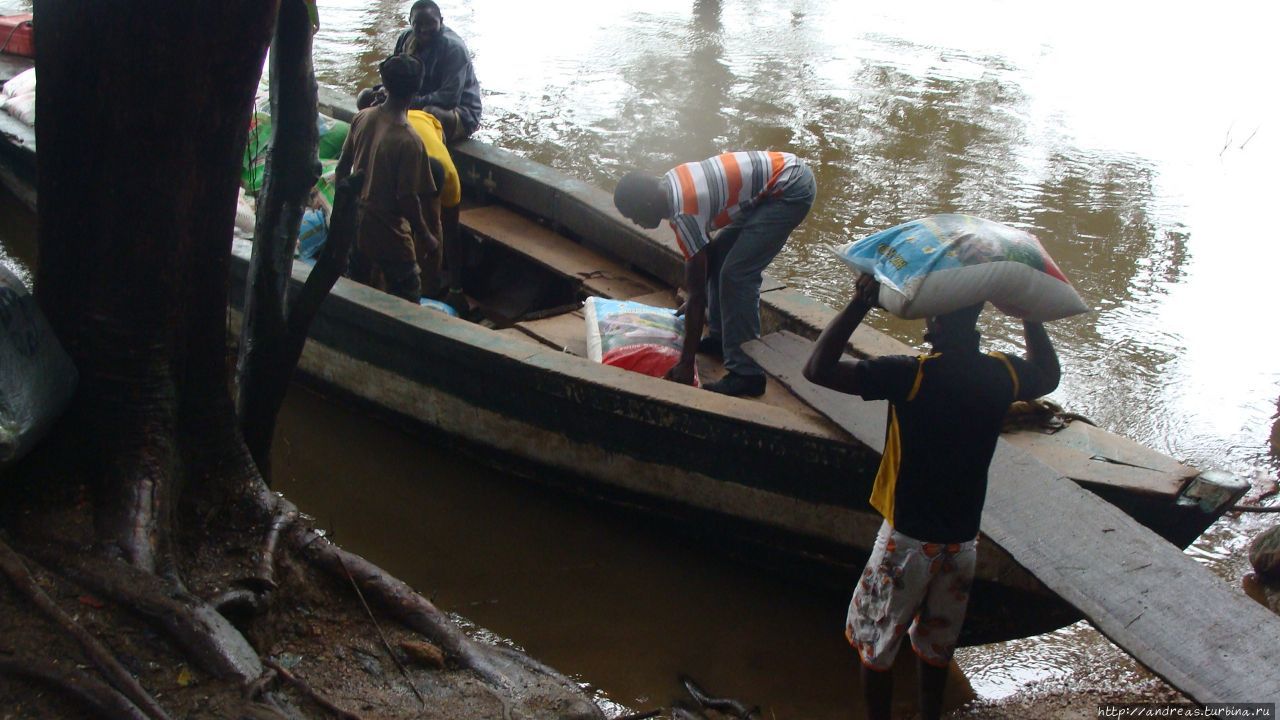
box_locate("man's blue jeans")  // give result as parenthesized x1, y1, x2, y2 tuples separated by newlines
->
(705, 164, 816, 376)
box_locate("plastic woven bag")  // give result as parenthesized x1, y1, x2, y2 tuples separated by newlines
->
(585, 297, 699, 385)
(833, 214, 1088, 321)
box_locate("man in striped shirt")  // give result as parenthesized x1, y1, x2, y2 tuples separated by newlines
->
(613, 151, 816, 397)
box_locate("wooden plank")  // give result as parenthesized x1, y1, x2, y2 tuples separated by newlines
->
(514, 309, 588, 357)
(493, 327, 536, 344)
(626, 289, 680, 309)
(1002, 427, 1195, 497)
(461, 204, 660, 300)
(745, 332, 889, 450)
(744, 331, 1280, 705)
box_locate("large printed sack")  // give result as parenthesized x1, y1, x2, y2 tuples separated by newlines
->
(1, 266, 78, 468)
(585, 297, 699, 386)
(235, 188, 256, 235)
(312, 158, 339, 214)
(833, 214, 1088, 321)
(316, 113, 349, 160)
(241, 110, 273, 195)
(241, 110, 349, 196)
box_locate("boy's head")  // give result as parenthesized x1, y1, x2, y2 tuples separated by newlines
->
(379, 54, 423, 100)
(613, 172, 667, 229)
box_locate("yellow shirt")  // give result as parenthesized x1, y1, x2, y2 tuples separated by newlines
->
(406, 110, 462, 209)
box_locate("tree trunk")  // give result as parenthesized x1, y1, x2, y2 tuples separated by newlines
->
(33, 0, 280, 570)
(236, 0, 321, 480)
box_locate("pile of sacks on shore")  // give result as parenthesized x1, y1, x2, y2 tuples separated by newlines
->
(0, 66, 35, 127)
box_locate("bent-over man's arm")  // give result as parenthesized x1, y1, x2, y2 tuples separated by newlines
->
(665, 250, 708, 386)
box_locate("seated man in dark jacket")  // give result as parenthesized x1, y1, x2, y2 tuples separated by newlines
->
(392, 0, 482, 142)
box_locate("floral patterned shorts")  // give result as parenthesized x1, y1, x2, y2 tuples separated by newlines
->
(845, 520, 977, 670)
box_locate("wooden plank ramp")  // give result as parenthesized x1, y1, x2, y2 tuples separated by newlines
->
(745, 330, 1280, 705)
(461, 204, 660, 300)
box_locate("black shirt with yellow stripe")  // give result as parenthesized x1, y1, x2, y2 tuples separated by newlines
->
(854, 345, 1043, 544)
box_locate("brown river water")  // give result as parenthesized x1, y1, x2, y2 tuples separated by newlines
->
(3, 0, 1279, 716)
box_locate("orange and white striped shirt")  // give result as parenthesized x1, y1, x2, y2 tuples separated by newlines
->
(662, 151, 806, 258)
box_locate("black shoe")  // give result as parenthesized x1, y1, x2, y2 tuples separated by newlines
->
(704, 371, 766, 398)
(697, 334, 723, 357)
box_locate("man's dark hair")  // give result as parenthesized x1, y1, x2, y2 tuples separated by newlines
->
(925, 303, 984, 349)
(613, 171, 660, 218)
(380, 54, 423, 99)
(408, 0, 441, 20)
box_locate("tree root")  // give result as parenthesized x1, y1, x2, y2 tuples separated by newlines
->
(338, 552, 428, 708)
(0, 538, 173, 720)
(0, 655, 152, 720)
(263, 657, 366, 720)
(210, 586, 267, 621)
(251, 498, 300, 592)
(288, 524, 515, 687)
(679, 673, 760, 720)
(35, 549, 263, 683)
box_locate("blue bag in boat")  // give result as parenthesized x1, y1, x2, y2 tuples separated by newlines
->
(295, 207, 328, 262)
(418, 297, 459, 317)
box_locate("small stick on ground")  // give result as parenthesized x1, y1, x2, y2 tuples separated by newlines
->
(337, 552, 427, 708)
(263, 657, 365, 720)
(0, 538, 173, 720)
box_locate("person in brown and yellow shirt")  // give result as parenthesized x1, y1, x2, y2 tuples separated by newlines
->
(336, 54, 440, 301)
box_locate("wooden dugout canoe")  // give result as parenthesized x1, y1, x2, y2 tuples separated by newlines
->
(0, 64, 1247, 643)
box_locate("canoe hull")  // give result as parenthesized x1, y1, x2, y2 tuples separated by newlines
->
(226, 245, 1078, 643)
